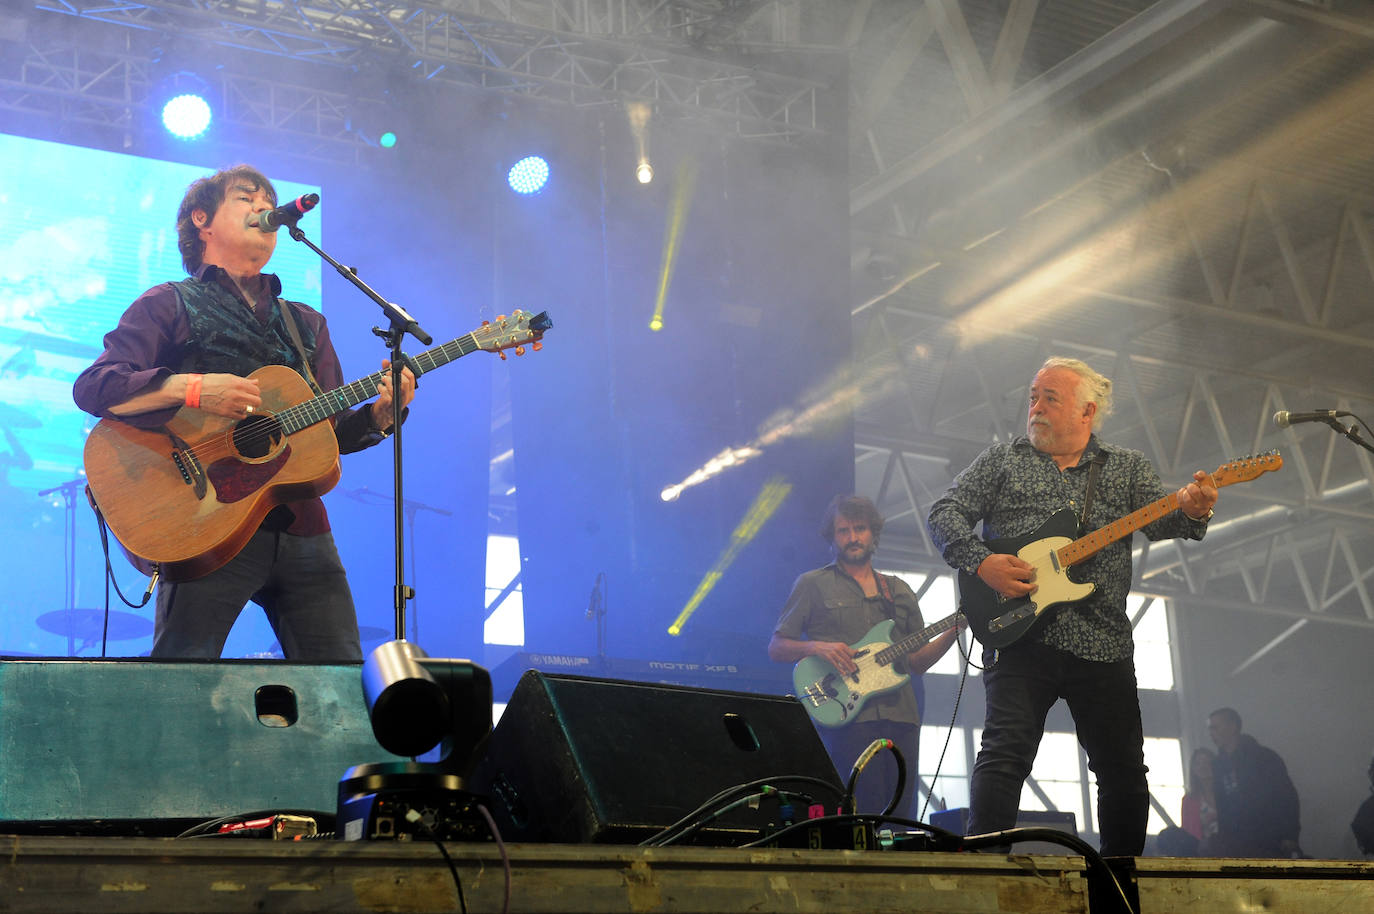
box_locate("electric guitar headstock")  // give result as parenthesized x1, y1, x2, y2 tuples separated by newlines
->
(1212, 450, 1283, 487)
(472, 309, 553, 360)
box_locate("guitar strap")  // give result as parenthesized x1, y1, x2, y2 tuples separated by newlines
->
(875, 573, 908, 634)
(1079, 450, 1109, 532)
(277, 299, 326, 397)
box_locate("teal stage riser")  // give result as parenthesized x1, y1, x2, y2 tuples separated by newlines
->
(0, 660, 399, 822)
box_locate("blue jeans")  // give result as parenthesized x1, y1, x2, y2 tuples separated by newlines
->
(969, 641, 1148, 857)
(153, 528, 362, 661)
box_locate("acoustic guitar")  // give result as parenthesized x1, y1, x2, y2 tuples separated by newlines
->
(83, 310, 551, 582)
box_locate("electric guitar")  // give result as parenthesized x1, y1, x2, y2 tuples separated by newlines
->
(793, 612, 961, 728)
(83, 310, 552, 582)
(958, 451, 1283, 648)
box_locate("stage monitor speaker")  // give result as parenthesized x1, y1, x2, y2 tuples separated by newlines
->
(472, 670, 842, 845)
(930, 807, 1080, 855)
(0, 659, 402, 827)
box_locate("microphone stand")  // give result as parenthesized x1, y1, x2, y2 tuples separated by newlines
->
(587, 573, 607, 666)
(285, 221, 431, 644)
(1324, 415, 1374, 455)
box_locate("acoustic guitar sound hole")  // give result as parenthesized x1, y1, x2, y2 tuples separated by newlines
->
(232, 414, 282, 460)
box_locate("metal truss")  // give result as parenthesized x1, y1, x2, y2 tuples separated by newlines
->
(852, 166, 1374, 657)
(22, 0, 827, 142)
(0, 20, 375, 164)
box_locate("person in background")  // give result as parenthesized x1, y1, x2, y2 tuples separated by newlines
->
(1181, 747, 1219, 854)
(1208, 707, 1302, 857)
(1350, 755, 1374, 857)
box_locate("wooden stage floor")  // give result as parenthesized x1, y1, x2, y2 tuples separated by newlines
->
(1, 836, 1371, 913)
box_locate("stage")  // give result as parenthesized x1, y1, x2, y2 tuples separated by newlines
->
(0, 658, 1367, 912)
(1, 837, 1372, 913)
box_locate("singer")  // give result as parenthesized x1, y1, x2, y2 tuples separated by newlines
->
(73, 164, 416, 661)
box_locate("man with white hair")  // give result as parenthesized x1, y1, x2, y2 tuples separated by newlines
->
(927, 357, 1218, 856)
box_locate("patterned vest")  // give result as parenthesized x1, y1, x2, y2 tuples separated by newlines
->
(170, 276, 316, 379)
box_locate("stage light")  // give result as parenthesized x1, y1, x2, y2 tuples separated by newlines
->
(648, 158, 697, 332)
(508, 155, 550, 195)
(628, 101, 654, 185)
(379, 131, 398, 149)
(156, 71, 214, 141)
(161, 92, 211, 140)
(667, 477, 792, 636)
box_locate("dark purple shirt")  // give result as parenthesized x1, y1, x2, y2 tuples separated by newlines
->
(74, 265, 384, 536)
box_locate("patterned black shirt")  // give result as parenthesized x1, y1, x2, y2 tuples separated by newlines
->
(927, 435, 1207, 661)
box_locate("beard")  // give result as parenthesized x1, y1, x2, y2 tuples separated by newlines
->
(838, 541, 875, 566)
(1028, 418, 1055, 450)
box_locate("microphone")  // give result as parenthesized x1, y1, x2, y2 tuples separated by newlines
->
(251, 193, 319, 232)
(1273, 409, 1350, 429)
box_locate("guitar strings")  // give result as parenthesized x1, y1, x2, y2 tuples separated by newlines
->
(170, 323, 526, 468)
(174, 343, 454, 464)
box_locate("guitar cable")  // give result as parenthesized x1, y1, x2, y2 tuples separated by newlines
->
(842, 739, 907, 817)
(919, 609, 971, 823)
(88, 488, 157, 611)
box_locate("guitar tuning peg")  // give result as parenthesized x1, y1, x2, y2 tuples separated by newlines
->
(498, 350, 507, 361)
(514, 345, 526, 356)
(496, 314, 506, 323)
(481, 319, 490, 327)
(532, 341, 542, 352)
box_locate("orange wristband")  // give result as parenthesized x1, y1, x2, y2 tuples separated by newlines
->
(184, 373, 203, 409)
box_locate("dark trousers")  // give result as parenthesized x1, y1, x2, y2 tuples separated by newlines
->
(821, 718, 922, 821)
(153, 528, 362, 661)
(969, 641, 1148, 857)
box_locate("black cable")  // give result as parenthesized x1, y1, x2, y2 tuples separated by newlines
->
(92, 504, 155, 610)
(961, 826, 1135, 914)
(639, 775, 844, 847)
(656, 788, 816, 848)
(841, 739, 906, 817)
(955, 607, 990, 672)
(646, 786, 817, 848)
(738, 811, 964, 850)
(405, 809, 466, 914)
(739, 814, 1132, 914)
(919, 614, 971, 822)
